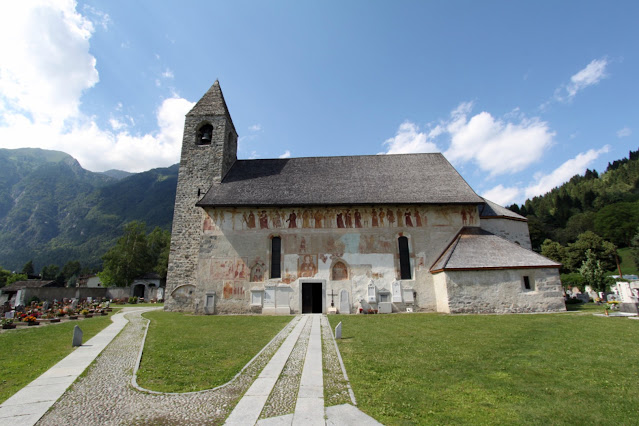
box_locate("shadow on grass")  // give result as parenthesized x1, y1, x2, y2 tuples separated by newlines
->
(565, 302, 605, 312)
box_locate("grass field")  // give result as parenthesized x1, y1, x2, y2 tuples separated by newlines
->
(0, 312, 121, 404)
(328, 312, 639, 425)
(136, 312, 292, 392)
(615, 247, 638, 276)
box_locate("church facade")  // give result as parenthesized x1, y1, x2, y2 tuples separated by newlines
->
(164, 82, 565, 315)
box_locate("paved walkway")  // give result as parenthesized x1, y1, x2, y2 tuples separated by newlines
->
(0, 307, 160, 426)
(0, 310, 380, 425)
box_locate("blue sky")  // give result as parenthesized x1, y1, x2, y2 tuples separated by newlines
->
(0, 1, 637, 206)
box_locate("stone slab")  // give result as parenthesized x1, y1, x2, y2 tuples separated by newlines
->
(325, 404, 382, 425)
(257, 413, 294, 426)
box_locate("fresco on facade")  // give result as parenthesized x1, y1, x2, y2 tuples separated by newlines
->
(298, 254, 318, 277)
(209, 257, 248, 280)
(332, 261, 348, 281)
(205, 205, 473, 232)
(250, 261, 266, 282)
(223, 281, 245, 299)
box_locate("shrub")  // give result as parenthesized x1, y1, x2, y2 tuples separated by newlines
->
(128, 296, 138, 304)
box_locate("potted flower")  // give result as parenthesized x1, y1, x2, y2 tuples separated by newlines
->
(56, 309, 65, 318)
(68, 309, 78, 320)
(81, 309, 92, 318)
(1, 318, 16, 329)
(24, 315, 39, 326)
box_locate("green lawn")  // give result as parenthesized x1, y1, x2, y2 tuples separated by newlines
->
(113, 302, 164, 308)
(136, 312, 292, 392)
(328, 313, 639, 425)
(0, 312, 121, 404)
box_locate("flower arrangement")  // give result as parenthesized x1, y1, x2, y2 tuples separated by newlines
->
(23, 315, 38, 323)
(80, 309, 89, 316)
(1, 318, 13, 326)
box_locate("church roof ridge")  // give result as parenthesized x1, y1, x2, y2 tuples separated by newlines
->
(197, 153, 484, 207)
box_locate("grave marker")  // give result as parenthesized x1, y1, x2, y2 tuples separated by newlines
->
(335, 321, 342, 339)
(72, 325, 83, 347)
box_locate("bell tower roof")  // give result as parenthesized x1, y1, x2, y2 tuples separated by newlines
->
(187, 80, 236, 132)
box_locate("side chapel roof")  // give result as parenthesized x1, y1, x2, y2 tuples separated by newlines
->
(197, 153, 485, 207)
(430, 227, 560, 273)
(2, 280, 60, 292)
(479, 198, 527, 221)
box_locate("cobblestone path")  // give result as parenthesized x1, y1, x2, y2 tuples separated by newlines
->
(36, 311, 353, 425)
(37, 312, 299, 425)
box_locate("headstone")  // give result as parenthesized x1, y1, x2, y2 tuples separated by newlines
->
(339, 289, 350, 314)
(87, 297, 93, 303)
(335, 321, 342, 339)
(72, 325, 83, 347)
(402, 288, 414, 304)
(392, 281, 402, 303)
(263, 286, 276, 308)
(15, 289, 26, 307)
(42, 301, 49, 311)
(5, 311, 14, 319)
(367, 283, 377, 303)
(378, 302, 392, 314)
(157, 287, 165, 300)
(71, 299, 78, 310)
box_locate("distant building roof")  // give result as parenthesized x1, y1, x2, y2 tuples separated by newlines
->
(479, 199, 527, 221)
(2, 280, 60, 292)
(198, 153, 484, 207)
(430, 227, 560, 272)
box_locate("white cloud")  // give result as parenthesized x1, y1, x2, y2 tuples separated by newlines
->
(0, 1, 194, 172)
(249, 124, 262, 132)
(481, 185, 521, 207)
(162, 68, 174, 79)
(443, 103, 555, 176)
(547, 58, 608, 105)
(382, 121, 439, 154)
(617, 127, 631, 138)
(0, 0, 99, 125)
(524, 146, 610, 199)
(279, 150, 291, 159)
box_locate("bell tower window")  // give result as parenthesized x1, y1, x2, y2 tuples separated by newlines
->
(197, 124, 213, 145)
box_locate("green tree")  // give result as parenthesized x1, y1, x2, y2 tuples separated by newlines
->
(541, 239, 567, 272)
(579, 249, 612, 294)
(593, 201, 639, 247)
(565, 231, 617, 272)
(0, 267, 12, 288)
(61, 261, 81, 280)
(147, 227, 171, 279)
(41, 264, 60, 280)
(21, 260, 34, 276)
(630, 227, 639, 269)
(7, 273, 27, 286)
(99, 221, 151, 287)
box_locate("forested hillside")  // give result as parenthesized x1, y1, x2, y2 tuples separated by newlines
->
(508, 149, 639, 252)
(0, 148, 177, 271)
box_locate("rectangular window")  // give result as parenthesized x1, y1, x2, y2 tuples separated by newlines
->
(398, 236, 411, 280)
(523, 276, 532, 290)
(271, 237, 281, 279)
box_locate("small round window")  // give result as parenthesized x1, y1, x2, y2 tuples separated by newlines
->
(197, 124, 213, 145)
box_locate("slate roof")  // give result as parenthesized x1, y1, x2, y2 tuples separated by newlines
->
(2, 280, 60, 292)
(197, 153, 484, 207)
(430, 227, 560, 272)
(187, 80, 236, 132)
(479, 198, 527, 221)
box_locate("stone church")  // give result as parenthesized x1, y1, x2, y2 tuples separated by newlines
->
(164, 81, 565, 315)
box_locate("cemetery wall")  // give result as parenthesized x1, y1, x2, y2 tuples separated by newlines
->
(18, 287, 133, 304)
(442, 268, 565, 313)
(480, 218, 532, 249)
(174, 203, 480, 314)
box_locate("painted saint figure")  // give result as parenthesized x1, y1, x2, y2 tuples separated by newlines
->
(354, 209, 362, 228)
(299, 255, 317, 277)
(405, 211, 413, 227)
(287, 211, 297, 228)
(414, 209, 422, 227)
(302, 210, 311, 228)
(336, 212, 345, 228)
(259, 211, 269, 229)
(371, 208, 379, 227)
(345, 210, 352, 228)
(314, 210, 324, 228)
(387, 209, 395, 226)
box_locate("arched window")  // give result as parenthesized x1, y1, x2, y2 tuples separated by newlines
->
(332, 261, 348, 281)
(271, 237, 281, 279)
(197, 124, 213, 145)
(398, 236, 411, 280)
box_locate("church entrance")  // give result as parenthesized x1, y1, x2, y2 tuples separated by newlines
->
(302, 282, 322, 313)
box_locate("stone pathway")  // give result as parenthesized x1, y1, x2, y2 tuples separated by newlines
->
(1, 309, 380, 425)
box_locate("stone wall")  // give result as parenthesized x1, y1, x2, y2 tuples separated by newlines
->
(441, 268, 565, 313)
(179, 203, 479, 314)
(165, 112, 237, 312)
(480, 218, 532, 249)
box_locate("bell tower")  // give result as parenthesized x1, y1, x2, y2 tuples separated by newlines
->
(165, 81, 237, 311)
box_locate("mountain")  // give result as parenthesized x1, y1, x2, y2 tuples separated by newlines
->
(0, 148, 177, 271)
(508, 148, 639, 251)
(100, 169, 133, 180)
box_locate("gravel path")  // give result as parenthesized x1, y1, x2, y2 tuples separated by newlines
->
(37, 312, 297, 426)
(35, 311, 353, 425)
